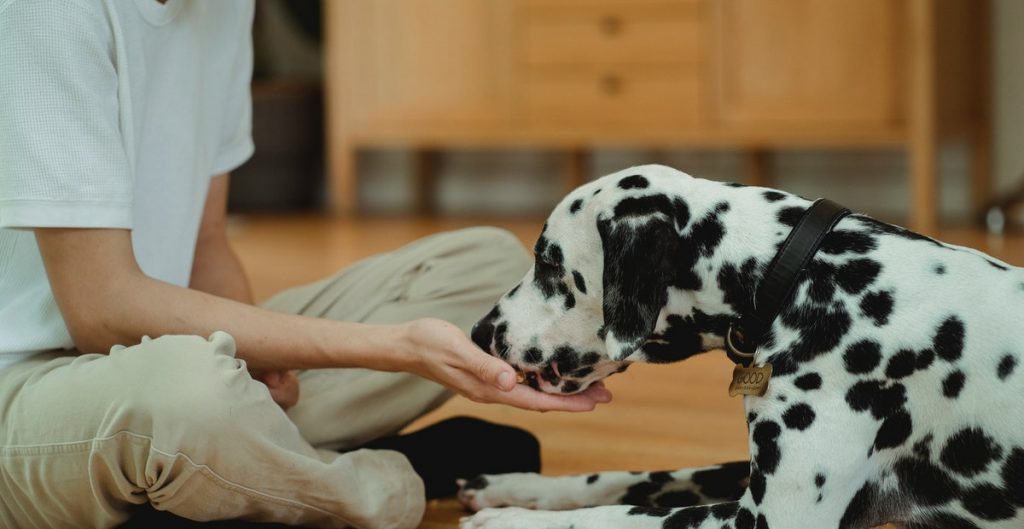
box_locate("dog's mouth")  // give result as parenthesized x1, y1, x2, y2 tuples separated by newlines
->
(512, 360, 601, 395)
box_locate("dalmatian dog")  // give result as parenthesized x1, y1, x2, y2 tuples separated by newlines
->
(460, 165, 1024, 529)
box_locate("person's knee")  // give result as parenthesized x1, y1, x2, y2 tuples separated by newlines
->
(107, 332, 255, 432)
(448, 227, 532, 283)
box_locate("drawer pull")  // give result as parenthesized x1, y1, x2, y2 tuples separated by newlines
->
(599, 15, 623, 36)
(600, 74, 623, 96)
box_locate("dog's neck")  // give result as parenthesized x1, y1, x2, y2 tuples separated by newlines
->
(653, 180, 813, 361)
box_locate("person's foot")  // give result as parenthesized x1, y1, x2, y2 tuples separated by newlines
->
(360, 416, 542, 499)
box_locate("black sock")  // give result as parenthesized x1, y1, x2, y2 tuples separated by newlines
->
(359, 416, 541, 499)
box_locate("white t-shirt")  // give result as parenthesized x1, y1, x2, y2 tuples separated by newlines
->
(0, 0, 255, 370)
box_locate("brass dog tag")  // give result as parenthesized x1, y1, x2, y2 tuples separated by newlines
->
(729, 363, 773, 397)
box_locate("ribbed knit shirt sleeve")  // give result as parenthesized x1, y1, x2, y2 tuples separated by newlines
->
(0, 0, 134, 229)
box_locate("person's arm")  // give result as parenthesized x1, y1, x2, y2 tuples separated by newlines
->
(34, 223, 611, 413)
(189, 174, 253, 304)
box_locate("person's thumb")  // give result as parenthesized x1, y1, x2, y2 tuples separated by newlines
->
(477, 354, 516, 391)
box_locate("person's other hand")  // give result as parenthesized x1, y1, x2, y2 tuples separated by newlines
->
(398, 318, 613, 412)
(252, 369, 300, 410)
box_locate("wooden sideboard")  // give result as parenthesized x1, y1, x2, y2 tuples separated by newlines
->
(324, 0, 990, 233)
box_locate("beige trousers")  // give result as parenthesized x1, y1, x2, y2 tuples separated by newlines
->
(0, 228, 531, 529)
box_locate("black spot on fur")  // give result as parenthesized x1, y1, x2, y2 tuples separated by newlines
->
(663, 505, 709, 529)
(917, 513, 982, 529)
(572, 270, 587, 294)
(859, 290, 893, 326)
(655, 490, 700, 508)
(913, 434, 934, 459)
(755, 514, 770, 529)
(821, 230, 877, 255)
(463, 475, 489, 491)
(934, 263, 947, 275)
(844, 341, 882, 374)
(839, 481, 879, 529)
(628, 506, 671, 517)
(941, 428, 1003, 477)
(691, 461, 749, 500)
(618, 174, 650, 190)
(593, 188, 601, 196)
(736, 508, 755, 529)
(846, 381, 907, 420)
(783, 403, 815, 431)
(777, 206, 806, 228)
(570, 198, 583, 213)
(753, 421, 782, 474)
(523, 347, 543, 365)
(962, 484, 1016, 520)
(580, 352, 600, 366)
(835, 259, 882, 295)
(815, 474, 826, 488)
(916, 349, 935, 370)
(1002, 448, 1024, 505)
(587, 474, 599, 484)
(896, 457, 960, 505)
(998, 354, 1018, 380)
(560, 381, 580, 393)
(717, 257, 760, 316)
(552, 346, 581, 374)
(874, 410, 912, 450)
(885, 350, 918, 379)
(781, 302, 852, 364)
(490, 324, 510, 360)
(711, 502, 739, 520)
(563, 292, 575, 310)
(794, 373, 822, 391)
(640, 315, 703, 364)
(763, 191, 786, 202)
(942, 370, 966, 398)
(934, 316, 966, 362)
(749, 470, 766, 504)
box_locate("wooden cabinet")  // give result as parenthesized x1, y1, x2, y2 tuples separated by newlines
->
(713, 0, 905, 127)
(325, 0, 990, 233)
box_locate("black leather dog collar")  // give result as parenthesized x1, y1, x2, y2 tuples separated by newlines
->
(725, 198, 852, 366)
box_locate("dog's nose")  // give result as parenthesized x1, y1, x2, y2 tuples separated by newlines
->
(470, 319, 495, 354)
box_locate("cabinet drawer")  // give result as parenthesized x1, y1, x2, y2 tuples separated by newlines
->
(522, 4, 704, 66)
(523, 70, 702, 124)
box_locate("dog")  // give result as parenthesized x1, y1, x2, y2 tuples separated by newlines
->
(459, 165, 1024, 529)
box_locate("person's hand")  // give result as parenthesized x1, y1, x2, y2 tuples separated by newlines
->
(252, 369, 300, 410)
(398, 318, 612, 412)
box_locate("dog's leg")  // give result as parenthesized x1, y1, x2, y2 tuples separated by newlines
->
(457, 461, 748, 511)
(461, 502, 754, 529)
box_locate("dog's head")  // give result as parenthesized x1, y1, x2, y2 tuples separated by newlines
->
(472, 165, 738, 394)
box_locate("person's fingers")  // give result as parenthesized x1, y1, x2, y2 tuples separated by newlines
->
(465, 347, 517, 392)
(580, 381, 613, 403)
(490, 384, 601, 412)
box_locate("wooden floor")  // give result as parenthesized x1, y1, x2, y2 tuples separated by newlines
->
(228, 215, 1024, 529)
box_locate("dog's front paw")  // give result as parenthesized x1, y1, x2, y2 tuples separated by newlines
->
(460, 507, 573, 529)
(457, 473, 566, 512)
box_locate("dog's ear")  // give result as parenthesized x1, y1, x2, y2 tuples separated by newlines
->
(598, 209, 681, 361)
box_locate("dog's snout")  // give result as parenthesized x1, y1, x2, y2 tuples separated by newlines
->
(470, 320, 495, 354)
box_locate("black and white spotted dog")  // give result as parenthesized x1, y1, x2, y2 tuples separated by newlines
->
(461, 165, 1024, 529)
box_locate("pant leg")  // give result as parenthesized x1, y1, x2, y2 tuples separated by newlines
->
(0, 332, 423, 529)
(262, 227, 531, 450)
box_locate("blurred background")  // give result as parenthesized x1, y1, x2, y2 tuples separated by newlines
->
(231, 0, 1023, 235)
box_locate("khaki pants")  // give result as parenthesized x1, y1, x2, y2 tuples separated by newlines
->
(0, 228, 531, 529)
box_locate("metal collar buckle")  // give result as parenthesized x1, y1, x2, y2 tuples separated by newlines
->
(725, 323, 756, 366)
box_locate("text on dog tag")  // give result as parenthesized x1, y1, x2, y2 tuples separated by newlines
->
(729, 363, 773, 397)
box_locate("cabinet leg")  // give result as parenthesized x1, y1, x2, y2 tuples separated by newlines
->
(329, 143, 358, 216)
(908, 0, 938, 235)
(413, 149, 441, 216)
(909, 142, 938, 235)
(566, 148, 588, 193)
(745, 149, 771, 188)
